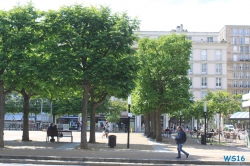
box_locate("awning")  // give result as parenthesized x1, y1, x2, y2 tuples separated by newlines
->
(229, 112, 249, 120)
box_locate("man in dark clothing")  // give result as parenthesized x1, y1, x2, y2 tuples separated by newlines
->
(175, 126, 189, 159)
(47, 123, 58, 142)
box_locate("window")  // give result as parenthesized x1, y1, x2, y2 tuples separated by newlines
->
(246, 55, 249, 61)
(207, 37, 213, 42)
(246, 46, 249, 53)
(233, 29, 237, 36)
(234, 81, 238, 87)
(240, 64, 243, 70)
(234, 90, 238, 95)
(216, 64, 222, 74)
(240, 90, 244, 94)
(233, 38, 237, 44)
(201, 50, 207, 60)
(190, 51, 193, 60)
(188, 63, 193, 74)
(246, 81, 250, 87)
(188, 37, 192, 40)
(234, 72, 238, 78)
(202, 77, 207, 87)
(240, 46, 243, 53)
(246, 72, 249, 79)
(233, 54, 237, 61)
(233, 46, 237, 53)
(239, 38, 243, 44)
(202, 64, 207, 74)
(189, 77, 192, 88)
(240, 72, 244, 79)
(216, 78, 222, 87)
(201, 91, 207, 98)
(246, 64, 250, 70)
(216, 50, 222, 60)
(239, 29, 243, 36)
(246, 29, 249, 36)
(240, 81, 244, 87)
(240, 54, 244, 61)
(233, 64, 237, 70)
(245, 37, 249, 44)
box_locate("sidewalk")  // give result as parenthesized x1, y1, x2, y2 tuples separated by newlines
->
(1, 130, 250, 165)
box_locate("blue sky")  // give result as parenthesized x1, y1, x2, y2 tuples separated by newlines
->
(1, 0, 249, 32)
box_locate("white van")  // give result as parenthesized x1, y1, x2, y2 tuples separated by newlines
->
(225, 125, 235, 131)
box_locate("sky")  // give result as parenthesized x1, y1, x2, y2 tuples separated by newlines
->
(1, 0, 250, 32)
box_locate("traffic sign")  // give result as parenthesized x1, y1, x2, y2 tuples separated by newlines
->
(128, 113, 133, 117)
(242, 93, 250, 101)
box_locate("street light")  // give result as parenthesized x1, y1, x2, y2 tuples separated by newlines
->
(127, 95, 131, 149)
(204, 99, 207, 145)
(180, 111, 182, 126)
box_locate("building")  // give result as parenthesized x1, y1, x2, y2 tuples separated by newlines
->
(133, 24, 228, 131)
(219, 25, 250, 95)
(135, 24, 228, 101)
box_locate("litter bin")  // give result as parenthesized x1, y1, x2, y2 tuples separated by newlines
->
(108, 135, 116, 148)
(201, 134, 206, 145)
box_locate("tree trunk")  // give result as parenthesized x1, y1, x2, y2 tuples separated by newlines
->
(219, 113, 221, 143)
(151, 111, 156, 139)
(144, 113, 150, 135)
(89, 90, 107, 143)
(89, 104, 96, 143)
(155, 108, 162, 142)
(80, 83, 90, 149)
(196, 116, 199, 139)
(22, 91, 30, 141)
(0, 80, 5, 147)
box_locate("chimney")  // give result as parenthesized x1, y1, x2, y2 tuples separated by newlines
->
(180, 24, 183, 32)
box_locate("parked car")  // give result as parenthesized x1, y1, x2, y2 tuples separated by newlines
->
(224, 125, 235, 131)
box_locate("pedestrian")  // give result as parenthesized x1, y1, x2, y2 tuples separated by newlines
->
(102, 121, 109, 138)
(76, 121, 80, 131)
(47, 123, 58, 142)
(175, 126, 189, 159)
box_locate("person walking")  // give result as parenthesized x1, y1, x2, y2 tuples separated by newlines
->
(175, 126, 189, 159)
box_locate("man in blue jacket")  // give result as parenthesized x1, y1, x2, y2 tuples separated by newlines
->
(175, 126, 189, 159)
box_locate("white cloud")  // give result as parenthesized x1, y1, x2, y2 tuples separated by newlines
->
(1, 0, 250, 32)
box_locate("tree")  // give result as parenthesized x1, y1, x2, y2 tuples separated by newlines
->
(106, 100, 126, 125)
(0, 3, 44, 144)
(43, 4, 139, 149)
(136, 34, 192, 141)
(206, 90, 241, 142)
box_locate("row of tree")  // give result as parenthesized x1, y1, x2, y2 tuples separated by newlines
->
(0, 3, 139, 149)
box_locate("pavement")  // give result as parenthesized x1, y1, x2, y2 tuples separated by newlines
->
(1, 130, 250, 165)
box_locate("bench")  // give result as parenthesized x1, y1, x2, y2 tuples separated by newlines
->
(58, 130, 73, 142)
(46, 130, 73, 142)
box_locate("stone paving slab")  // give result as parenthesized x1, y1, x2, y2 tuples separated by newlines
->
(1, 130, 250, 165)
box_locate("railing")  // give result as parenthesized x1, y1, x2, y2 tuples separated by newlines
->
(192, 41, 227, 44)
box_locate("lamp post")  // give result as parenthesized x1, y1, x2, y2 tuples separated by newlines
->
(127, 95, 131, 149)
(204, 99, 207, 145)
(180, 111, 182, 127)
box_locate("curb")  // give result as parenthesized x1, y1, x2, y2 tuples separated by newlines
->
(0, 155, 249, 165)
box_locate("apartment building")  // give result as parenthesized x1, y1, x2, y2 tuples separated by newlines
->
(219, 25, 250, 95)
(135, 24, 228, 101)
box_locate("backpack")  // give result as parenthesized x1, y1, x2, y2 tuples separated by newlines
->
(183, 132, 187, 143)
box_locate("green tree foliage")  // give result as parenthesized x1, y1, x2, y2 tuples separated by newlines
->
(205, 90, 241, 142)
(106, 100, 127, 124)
(136, 34, 192, 141)
(43, 4, 139, 149)
(0, 3, 45, 144)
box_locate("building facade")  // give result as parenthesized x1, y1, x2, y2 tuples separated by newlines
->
(219, 25, 250, 95)
(135, 24, 228, 101)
